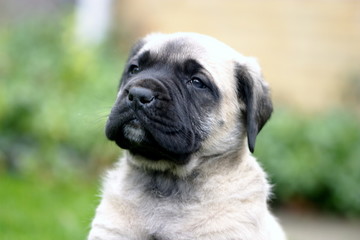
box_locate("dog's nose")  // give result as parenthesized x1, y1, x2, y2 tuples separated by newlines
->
(127, 87, 155, 107)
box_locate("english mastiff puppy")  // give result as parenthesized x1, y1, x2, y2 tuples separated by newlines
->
(88, 33, 286, 240)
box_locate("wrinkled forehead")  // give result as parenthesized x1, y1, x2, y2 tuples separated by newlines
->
(140, 33, 239, 66)
(135, 33, 246, 89)
(128, 33, 263, 97)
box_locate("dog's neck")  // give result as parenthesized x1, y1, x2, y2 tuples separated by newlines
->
(126, 164, 200, 202)
(124, 143, 254, 202)
(125, 140, 248, 177)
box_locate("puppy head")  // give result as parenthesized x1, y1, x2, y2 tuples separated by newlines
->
(105, 33, 272, 167)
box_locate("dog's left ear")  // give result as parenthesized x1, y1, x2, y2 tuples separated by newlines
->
(235, 61, 273, 153)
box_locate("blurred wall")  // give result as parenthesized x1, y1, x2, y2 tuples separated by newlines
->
(0, 0, 73, 24)
(116, 0, 360, 112)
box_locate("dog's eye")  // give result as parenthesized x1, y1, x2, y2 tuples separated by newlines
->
(188, 77, 206, 89)
(129, 65, 140, 75)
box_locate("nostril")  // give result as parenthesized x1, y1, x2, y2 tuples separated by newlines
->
(124, 89, 134, 101)
(139, 95, 154, 104)
(128, 93, 134, 101)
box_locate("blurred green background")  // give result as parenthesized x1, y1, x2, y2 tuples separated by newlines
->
(1, 1, 360, 239)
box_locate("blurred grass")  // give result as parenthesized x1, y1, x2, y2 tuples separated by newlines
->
(0, 174, 98, 240)
(0, 11, 360, 240)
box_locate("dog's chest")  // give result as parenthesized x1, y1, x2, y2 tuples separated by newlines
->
(131, 171, 200, 238)
(134, 181, 243, 240)
(114, 161, 275, 240)
(139, 199, 257, 240)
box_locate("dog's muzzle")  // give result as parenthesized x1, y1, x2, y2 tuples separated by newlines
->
(105, 76, 201, 163)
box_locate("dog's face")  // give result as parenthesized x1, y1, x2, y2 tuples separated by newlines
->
(106, 33, 272, 166)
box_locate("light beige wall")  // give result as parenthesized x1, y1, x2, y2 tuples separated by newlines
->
(116, 0, 360, 111)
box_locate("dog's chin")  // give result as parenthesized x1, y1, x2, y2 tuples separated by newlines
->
(112, 121, 192, 164)
(122, 119, 146, 143)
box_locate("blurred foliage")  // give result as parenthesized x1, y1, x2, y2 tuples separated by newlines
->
(0, 15, 122, 178)
(0, 15, 123, 239)
(256, 109, 360, 216)
(1, 14, 360, 240)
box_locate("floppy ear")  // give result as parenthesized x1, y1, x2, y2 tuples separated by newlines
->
(235, 62, 273, 153)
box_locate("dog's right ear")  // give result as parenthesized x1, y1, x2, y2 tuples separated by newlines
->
(235, 61, 273, 153)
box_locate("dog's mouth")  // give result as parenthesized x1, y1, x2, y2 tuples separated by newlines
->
(106, 109, 149, 146)
(105, 105, 192, 163)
